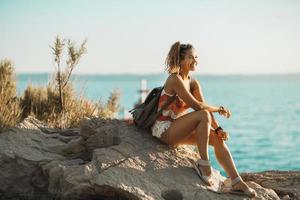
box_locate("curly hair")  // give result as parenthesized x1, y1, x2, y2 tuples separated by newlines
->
(165, 41, 194, 74)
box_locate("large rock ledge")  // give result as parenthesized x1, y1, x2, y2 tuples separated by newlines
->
(0, 116, 298, 200)
(241, 171, 300, 200)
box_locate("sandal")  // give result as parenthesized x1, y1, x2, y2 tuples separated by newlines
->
(229, 176, 257, 198)
(193, 159, 213, 186)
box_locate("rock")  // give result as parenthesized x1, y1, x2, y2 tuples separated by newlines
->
(0, 128, 64, 199)
(241, 170, 300, 200)
(79, 117, 122, 158)
(0, 116, 295, 199)
(15, 115, 48, 130)
(63, 137, 86, 154)
(80, 117, 122, 145)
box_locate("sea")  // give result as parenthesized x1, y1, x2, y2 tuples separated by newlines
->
(16, 73, 300, 174)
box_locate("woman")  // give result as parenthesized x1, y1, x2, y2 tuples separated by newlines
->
(151, 41, 257, 198)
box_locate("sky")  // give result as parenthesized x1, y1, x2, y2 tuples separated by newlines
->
(0, 0, 300, 75)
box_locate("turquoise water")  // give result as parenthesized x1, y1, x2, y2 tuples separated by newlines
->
(16, 73, 300, 174)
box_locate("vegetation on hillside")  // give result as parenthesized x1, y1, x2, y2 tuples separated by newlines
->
(0, 59, 22, 132)
(0, 36, 120, 131)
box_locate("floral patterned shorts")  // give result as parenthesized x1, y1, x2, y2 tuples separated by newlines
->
(151, 120, 172, 139)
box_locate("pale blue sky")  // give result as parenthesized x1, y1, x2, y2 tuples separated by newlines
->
(0, 0, 300, 74)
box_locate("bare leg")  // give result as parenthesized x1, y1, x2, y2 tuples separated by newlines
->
(195, 112, 211, 161)
(213, 136, 240, 179)
(160, 110, 213, 179)
(180, 130, 239, 177)
(180, 131, 256, 196)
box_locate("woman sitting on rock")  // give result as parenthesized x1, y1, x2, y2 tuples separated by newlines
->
(151, 41, 257, 198)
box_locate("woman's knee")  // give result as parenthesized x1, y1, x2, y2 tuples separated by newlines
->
(195, 110, 212, 124)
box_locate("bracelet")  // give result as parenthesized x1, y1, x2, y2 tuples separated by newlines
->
(218, 106, 225, 114)
(215, 126, 223, 133)
(218, 106, 225, 115)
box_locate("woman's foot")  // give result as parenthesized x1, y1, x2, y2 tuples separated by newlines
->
(231, 176, 257, 198)
(193, 159, 213, 186)
(199, 165, 213, 185)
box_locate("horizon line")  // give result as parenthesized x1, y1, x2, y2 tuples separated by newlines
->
(15, 71, 300, 76)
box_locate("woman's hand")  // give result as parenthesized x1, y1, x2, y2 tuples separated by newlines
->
(216, 129, 230, 141)
(218, 106, 231, 118)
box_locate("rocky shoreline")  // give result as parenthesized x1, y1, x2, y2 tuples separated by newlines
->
(0, 116, 299, 200)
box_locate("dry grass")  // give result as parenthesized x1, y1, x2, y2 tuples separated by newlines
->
(21, 83, 120, 128)
(0, 36, 121, 131)
(0, 59, 21, 131)
(97, 89, 121, 119)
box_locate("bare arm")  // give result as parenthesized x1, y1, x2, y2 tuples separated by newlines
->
(170, 75, 220, 113)
(190, 78, 220, 129)
(191, 78, 230, 140)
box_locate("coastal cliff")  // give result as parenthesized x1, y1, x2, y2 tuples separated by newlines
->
(0, 116, 298, 200)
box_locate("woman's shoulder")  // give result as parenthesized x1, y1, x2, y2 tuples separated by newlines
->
(166, 73, 194, 84)
(166, 73, 182, 83)
(164, 73, 181, 93)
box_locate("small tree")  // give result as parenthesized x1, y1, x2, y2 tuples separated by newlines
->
(51, 36, 87, 111)
(51, 35, 87, 127)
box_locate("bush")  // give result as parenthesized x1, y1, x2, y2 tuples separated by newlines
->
(20, 35, 121, 128)
(1, 36, 121, 130)
(97, 89, 121, 119)
(21, 83, 120, 128)
(0, 59, 21, 131)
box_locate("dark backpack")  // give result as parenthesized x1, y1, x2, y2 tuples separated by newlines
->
(129, 86, 176, 130)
